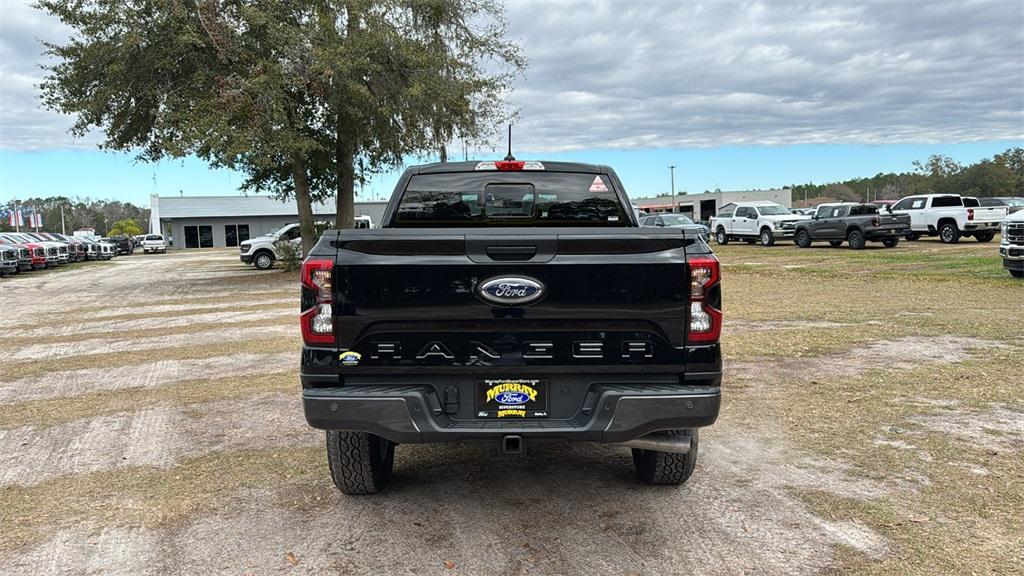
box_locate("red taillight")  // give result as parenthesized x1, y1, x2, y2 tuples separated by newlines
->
(687, 256, 722, 344)
(301, 258, 334, 346)
(967, 209, 974, 221)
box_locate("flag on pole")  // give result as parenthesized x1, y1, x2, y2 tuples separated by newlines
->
(6, 207, 23, 227)
(30, 211, 43, 228)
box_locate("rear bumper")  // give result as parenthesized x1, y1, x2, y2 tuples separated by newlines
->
(303, 382, 720, 444)
(964, 222, 1001, 231)
(865, 227, 910, 240)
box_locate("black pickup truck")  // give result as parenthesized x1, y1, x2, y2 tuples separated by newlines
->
(794, 203, 911, 249)
(300, 160, 722, 494)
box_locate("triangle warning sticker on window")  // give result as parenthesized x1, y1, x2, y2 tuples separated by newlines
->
(589, 176, 608, 192)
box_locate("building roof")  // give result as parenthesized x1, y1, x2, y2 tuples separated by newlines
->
(154, 195, 387, 219)
(633, 188, 791, 207)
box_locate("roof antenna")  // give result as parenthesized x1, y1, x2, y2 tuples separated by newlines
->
(503, 124, 515, 161)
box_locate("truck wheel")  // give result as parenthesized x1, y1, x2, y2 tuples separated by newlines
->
(759, 228, 775, 247)
(796, 229, 812, 248)
(939, 222, 961, 244)
(829, 240, 843, 247)
(882, 238, 900, 248)
(632, 429, 698, 485)
(974, 232, 994, 243)
(715, 228, 729, 245)
(905, 233, 921, 241)
(253, 251, 275, 270)
(326, 431, 395, 495)
(847, 229, 866, 250)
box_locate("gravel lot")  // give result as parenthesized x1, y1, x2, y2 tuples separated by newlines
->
(1, 243, 1021, 575)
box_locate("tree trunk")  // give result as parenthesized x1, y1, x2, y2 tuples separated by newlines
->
(335, 123, 356, 229)
(292, 157, 316, 255)
(439, 143, 447, 163)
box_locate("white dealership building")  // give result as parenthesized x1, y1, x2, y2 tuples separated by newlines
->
(149, 194, 388, 249)
(633, 188, 793, 222)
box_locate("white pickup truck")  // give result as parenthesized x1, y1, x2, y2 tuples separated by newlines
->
(709, 201, 810, 246)
(888, 194, 1006, 243)
(240, 217, 374, 270)
(1000, 210, 1024, 278)
(140, 234, 166, 254)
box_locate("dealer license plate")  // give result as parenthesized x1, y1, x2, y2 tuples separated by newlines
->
(476, 379, 548, 418)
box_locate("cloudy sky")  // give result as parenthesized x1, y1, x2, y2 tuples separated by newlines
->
(1, 0, 1022, 204)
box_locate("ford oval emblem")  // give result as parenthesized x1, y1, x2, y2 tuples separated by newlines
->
(495, 391, 531, 404)
(478, 276, 545, 306)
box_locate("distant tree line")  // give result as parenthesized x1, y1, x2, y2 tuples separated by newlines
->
(0, 196, 150, 235)
(789, 147, 1023, 205)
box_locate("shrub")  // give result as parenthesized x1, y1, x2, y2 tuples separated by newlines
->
(275, 240, 302, 273)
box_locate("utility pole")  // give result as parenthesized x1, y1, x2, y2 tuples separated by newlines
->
(13, 199, 20, 233)
(61, 204, 67, 235)
(668, 165, 677, 213)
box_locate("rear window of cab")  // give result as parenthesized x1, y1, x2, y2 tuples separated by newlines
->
(393, 172, 627, 227)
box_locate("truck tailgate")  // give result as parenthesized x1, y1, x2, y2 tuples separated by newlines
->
(328, 228, 696, 371)
(971, 207, 1007, 223)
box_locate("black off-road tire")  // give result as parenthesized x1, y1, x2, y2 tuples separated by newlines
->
(632, 429, 699, 486)
(326, 431, 395, 495)
(759, 228, 775, 247)
(829, 240, 843, 247)
(796, 229, 812, 248)
(939, 222, 961, 244)
(974, 232, 995, 243)
(715, 228, 729, 245)
(848, 229, 866, 250)
(882, 238, 900, 248)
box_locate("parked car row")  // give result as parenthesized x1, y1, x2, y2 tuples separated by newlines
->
(705, 194, 1011, 250)
(0, 231, 119, 277)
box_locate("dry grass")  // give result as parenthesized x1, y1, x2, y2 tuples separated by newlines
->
(1, 336, 299, 381)
(0, 447, 324, 553)
(718, 240, 1024, 574)
(0, 372, 296, 429)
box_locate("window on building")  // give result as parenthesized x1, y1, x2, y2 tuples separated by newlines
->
(224, 224, 251, 247)
(184, 225, 213, 249)
(184, 226, 199, 249)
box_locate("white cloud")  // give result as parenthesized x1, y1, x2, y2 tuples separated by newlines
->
(1, 0, 1021, 152)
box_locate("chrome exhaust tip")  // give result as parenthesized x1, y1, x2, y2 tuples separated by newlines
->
(621, 432, 692, 454)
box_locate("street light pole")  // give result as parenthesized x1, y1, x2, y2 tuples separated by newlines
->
(668, 165, 677, 213)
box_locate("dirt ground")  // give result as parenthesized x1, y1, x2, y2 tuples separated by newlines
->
(1, 240, 1021, 575)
